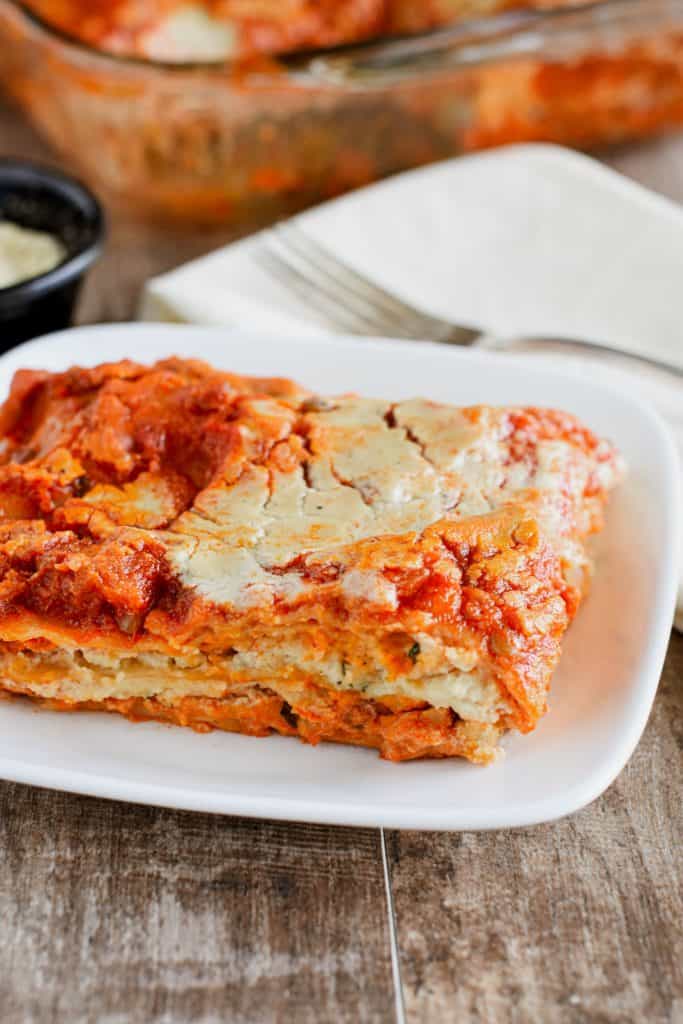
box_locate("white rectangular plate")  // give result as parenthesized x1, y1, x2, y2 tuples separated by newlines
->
(0, 324, 678, 829)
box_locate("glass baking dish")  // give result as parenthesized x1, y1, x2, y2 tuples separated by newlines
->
(1, 0, 682, 225)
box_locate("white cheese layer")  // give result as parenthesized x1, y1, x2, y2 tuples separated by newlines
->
(165, 395, 602, 613)
(1, 640, 511, 725)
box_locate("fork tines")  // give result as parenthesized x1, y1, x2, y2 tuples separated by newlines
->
(260, 222, 478, 343)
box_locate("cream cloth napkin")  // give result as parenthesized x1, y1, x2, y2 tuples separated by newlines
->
(140, 144, 683, 630)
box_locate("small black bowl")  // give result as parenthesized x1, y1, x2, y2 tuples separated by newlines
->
(0, 159, 105, 349)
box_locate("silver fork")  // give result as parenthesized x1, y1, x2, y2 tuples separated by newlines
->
(260, 222, 683, 378)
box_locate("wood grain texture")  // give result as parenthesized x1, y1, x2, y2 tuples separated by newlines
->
(0, 788, 396, 1024)
(0, 97, 397, 1024)
(1, 95, 682, 1024)
(388, 635, 683, 1024)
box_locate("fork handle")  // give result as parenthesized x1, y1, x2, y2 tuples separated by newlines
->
(434, 323, 482, 346)
(482, 334, 683, 379)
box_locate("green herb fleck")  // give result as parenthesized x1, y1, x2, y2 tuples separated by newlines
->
(408, 642, 421, 664)
(341, 659, 349, 677)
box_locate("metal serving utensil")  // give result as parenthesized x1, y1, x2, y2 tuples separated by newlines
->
(259, 222, 683, 378)
(285, 0, 683, 88)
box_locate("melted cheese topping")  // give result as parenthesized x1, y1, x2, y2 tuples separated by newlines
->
(82, 472, 184, 529)
(142, 5, 237, 61)
(165, 396, 608, 613)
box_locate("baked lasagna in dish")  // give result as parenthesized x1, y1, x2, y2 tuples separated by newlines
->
(0, 357, 622, 762)
(20, 0, 581, 61)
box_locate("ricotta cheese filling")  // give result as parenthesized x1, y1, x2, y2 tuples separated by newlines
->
(0, 643, 511, 725)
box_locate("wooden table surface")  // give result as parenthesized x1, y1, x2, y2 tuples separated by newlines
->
(1, 98, 682, 1024)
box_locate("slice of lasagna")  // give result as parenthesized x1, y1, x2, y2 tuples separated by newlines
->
(0, 357, 622, 762)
